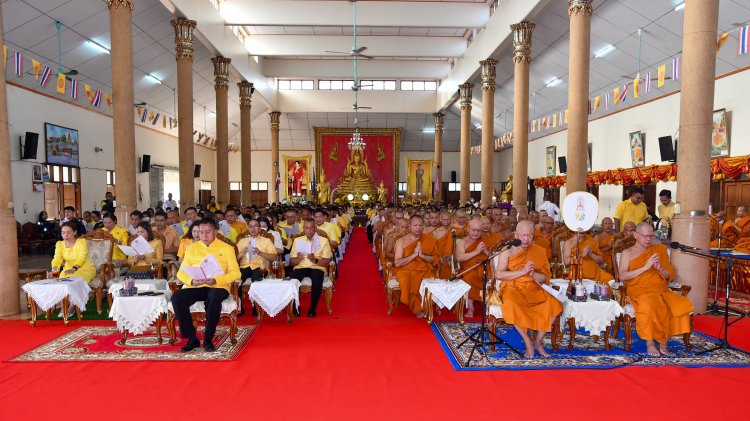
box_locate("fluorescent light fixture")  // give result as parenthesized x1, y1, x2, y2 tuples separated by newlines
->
(674, 2, 685, 11)
(145, 74, 162, 84)
(422, 128, 435, 133)
(546, 78, 562, 87)
(86, 40, 110, 55)
(594, 44, 616, 58)
(209, 111, 217, 117)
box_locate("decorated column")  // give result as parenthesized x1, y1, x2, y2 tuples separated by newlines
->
(433, 112, 444, 202)
(212, 56, 231, 207)
(480, 59, 497, 206)
(171, 18, 197, 209)
(270, 111, 281, 203)
(108, 0, 136, 223)
(565, 0, 592, 193)
(459, 83, 473, 205)
(0, 2, 19, 315)
(238, 81, 253, 204)
(511, 22, 534, 215)
(671, 0, 720, 311)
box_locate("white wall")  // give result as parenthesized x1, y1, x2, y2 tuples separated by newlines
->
(499, 68, 750, 222)
(7, 83, 215, 223)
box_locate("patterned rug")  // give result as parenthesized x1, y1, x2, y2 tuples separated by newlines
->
(8, 325, 256, 362)
(707, 286, 750, 315)
(432, 322, 750, 370)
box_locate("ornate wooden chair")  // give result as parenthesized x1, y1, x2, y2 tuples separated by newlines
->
(81, 229, 115, 314)
(166, 280, 241, 345)
(19, 222, 45, 254)
(289, 229, 335, 314)
(384, 231, 409, 315)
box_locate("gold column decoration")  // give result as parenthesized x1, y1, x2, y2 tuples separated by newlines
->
(108, 0, 136, 225)
(171, 18, 196, 209)
(212, 56, 231, 206)
(511, 22, 534, 215)
(433, 112, 444, 202)
(270, 111, 281, 203)
(480, 58, 497, 206)
(0, 2, 19, 315)
(238, 81, 253, 205)
(671, 0, 720, 311)
(459, 83, 472, 205)
(566, 0, 593, 193)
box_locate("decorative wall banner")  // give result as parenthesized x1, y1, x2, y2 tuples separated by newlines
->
(629, 131, 645, 168)
(711, 108, 729, 157)
(283, 155, 311, 198)
(546, 146, 556, 176)
(314, 128, 400, 204)
(405, 158, 433, 202)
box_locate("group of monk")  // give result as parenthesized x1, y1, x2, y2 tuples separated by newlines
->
(710, 206, 750, 253)
(369, 203, 694, 358)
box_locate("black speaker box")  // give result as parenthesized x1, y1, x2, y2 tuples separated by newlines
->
(658, 136, 676, 162)
(194, 164, 201, 178)
(140, 154, 151, 173)
(450, 170, 457, 183)
(558, 156, 567, 174)
(22, 132, 39, 159)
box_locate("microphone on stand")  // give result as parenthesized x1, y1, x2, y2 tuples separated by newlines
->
(669, 241, 710, 253)
(503, 239, 522, 247)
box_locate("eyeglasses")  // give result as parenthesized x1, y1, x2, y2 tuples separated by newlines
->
(635, 232, 654, 239)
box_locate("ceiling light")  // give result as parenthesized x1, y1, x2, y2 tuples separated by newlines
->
(546, 78, 562, 88)
(209, 111, 217, 117)
(145, 74, 162, 84)
(422, 128, 435, 133)
(674, 2, 685, 12)
(86, 40, 110, 55)
(594, 44, 616, 58)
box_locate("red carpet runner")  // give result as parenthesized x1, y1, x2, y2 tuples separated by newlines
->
(1, 228, 749, 420)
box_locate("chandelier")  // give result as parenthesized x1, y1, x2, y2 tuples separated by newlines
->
(348, 127, 366, 150)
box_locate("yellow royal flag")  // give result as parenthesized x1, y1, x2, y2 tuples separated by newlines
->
(85, 84, 92, 100)
(657, 64, 666, 88)
(162, 115, 167, 128)
(105, 92, 111, 110)
(56, 72, 66, 94)
(148, 111, 154, 121)
(593, 96, 601, 112)
(613, 86, 621, 104)
(31, 60, 41, 80)
(564, 109, 568, 124)
(717, 32, 729, 51)
(552, 113, 558, 128)
(633, 77, 640, 99)
(3, 45, 7, 69)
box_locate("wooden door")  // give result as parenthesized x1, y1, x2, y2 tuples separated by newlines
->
(44, 182, 60, 219)
(230, 190, 241, 206)
(198, 189, 211, 206)
(723, 179, 750, 220)
(61, 183, 78, 214)
(251, 190, 268, 205)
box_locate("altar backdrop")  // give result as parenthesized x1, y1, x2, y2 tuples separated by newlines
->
(315, 128, 401, 202)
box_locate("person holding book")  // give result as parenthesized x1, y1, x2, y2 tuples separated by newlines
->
(173, 218, 241, 352)
(102, 214, 130, 263)
(125, 221, 164, 272)
(236, 219, 278, 315)
(290, 218, 333, 317)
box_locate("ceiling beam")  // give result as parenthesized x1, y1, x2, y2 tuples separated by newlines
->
(262, 59, 451, 80)
(278, 90, 437, 114)
(245, 35, 467, 58)
(220, 0, 489, 28)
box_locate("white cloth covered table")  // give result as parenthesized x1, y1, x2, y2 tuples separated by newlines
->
(109, 291, 171, 335)
(22, 277, 91, 311)
(108, 278, 168, 295)
(249, 278, 301, 317)
(419, 279, 470, 310)
(560, 298, 624, 336)
(550, 278, 598, 295)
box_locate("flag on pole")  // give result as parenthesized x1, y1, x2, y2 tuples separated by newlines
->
(657, 64, 666, 88)
(613, 86, 621, 105)
(105, 93, 111, 110)
(604, 92, 610, 110)
(619, 83, 629, 103)
(39, 66, 52, 87)
(13, 50, 22, 76)
(70, 79, 78, 99)
(275, 170, 281, 192)
(311, 166, 317, 198)
(644, 72, 652, 94)
(31, 59, 41, 80)
(671, 56, 680, 81)
(739, 25, 749, 55)
(91, 89, 102, 107)
(151, 112, 160, 125)
(633, 76, 640, 99)
(56, 72, 66, 94)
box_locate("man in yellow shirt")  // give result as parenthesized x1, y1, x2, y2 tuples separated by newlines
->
(277, 210, 300, 248)
(614, 187, 648, 232)
(314, 209, 340, 249)
(102, 214, 130, 262)
(657, 189, 675, 229)
(152, 210, 180, 260)
(236, 219, 278, 315)
(226, 208, 248, 238)
(206, 196, 221, 213)
(173, 218, 241, 352)
(290, 218, 333, 317)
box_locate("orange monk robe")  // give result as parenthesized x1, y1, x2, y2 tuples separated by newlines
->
(434, 230, 454, 279)
(711, 221, 738, 248)
(499, 244, 563, 332)
(396, 234, 438, 314)
(597, 233, 615, 270)
(570, 235, 613, 282)
(731, 217, 750, 253)
(626, 245, 693, 343)
(534, 231, 553, 260)
(484, 232, 502, 249)
(461, 236, 492, 302)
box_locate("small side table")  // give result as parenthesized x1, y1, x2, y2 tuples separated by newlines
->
(419, 279, 471, 325)
(249, 279, 300, 324)
(109, 291, 170, 345)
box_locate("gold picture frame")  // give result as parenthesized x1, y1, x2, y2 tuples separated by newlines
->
(282, 155, 312, 199)
(546, 146, 556, 177)
(711, 108, 729, 157)
(405, 158, 433, 203)
(629, 131, 645, 168)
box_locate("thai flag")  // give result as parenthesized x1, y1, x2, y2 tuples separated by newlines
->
(739, 26, 749, 55)
(618, 83, 628, 103)
(90, 89, 102, 107)
(671, 56, 680, 80)
(13, 50, 22, 76)
(604, 92, 610, 110)
(140, 108, 147, 123)
(151, 112, 160, 125)
(644, 72, 652, 94)
(311, 167, 317, 197)
(39, 66, 52, 87)
(70, 79, 78, 99)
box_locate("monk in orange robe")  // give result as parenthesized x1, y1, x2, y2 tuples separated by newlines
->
(731, 207, 750, 253)
(480, 216, 502, 249)
(395, 215, 437, 316)
(533, 216, 555, 260)
(456, 218, 491, 317)
(709, 211, 726, 248)
(452, 209, 469, 234)
(618, 223, 693, 356)
(594, 217, 616, 271)
(495, 220, 563, 358)
(433, 211, 456, 279)
(564, 232, 614, 283)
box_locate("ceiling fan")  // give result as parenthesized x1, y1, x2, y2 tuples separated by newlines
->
(619, 28, 670, 82)
(324, 1, 373, 59)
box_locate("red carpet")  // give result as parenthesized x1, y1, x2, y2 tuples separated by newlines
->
(1, 228, 749, 420)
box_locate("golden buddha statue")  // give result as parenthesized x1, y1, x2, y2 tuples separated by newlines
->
(342, 148, 371, 182)
(500, 175, 513, 203)
(336, 147, 377, 204)
(377, 180, 388, 203)
(317, 168, 332, 204)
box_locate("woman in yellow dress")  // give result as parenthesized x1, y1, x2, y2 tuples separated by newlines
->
(49, 221, 96, 283)
(177, 223, 201, 261)
(127, 221, 164, 269)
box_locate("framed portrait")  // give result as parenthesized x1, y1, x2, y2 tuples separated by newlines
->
(44, 123, 79, 167)
(405, 158, 433, 202)
(32, 182, 44, 192)
(629, 131, 645, 168)
(283, 155, 311, 199)
(711, 108, 729, 157)
(546, 146, 556, 176)
(32, 163, 43, 182)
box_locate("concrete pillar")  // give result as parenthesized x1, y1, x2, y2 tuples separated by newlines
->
(566, 0, 592, 193)
(671, 0, 719, 312)
(171, 18, 196, 210)
(459, 83, 473, 205)
(108, 0, 136, 221)
(0, 2, 19, 316)
(433, 112, 444, 203)
(269, 111, 281, 203)
(480, 59, 497, 206)
(238, 81, 253, 205)
(511, 22, 534, 216)
(212, 56, 231, 206)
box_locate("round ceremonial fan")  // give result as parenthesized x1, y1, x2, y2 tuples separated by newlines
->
(562, 191, 599, 232)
